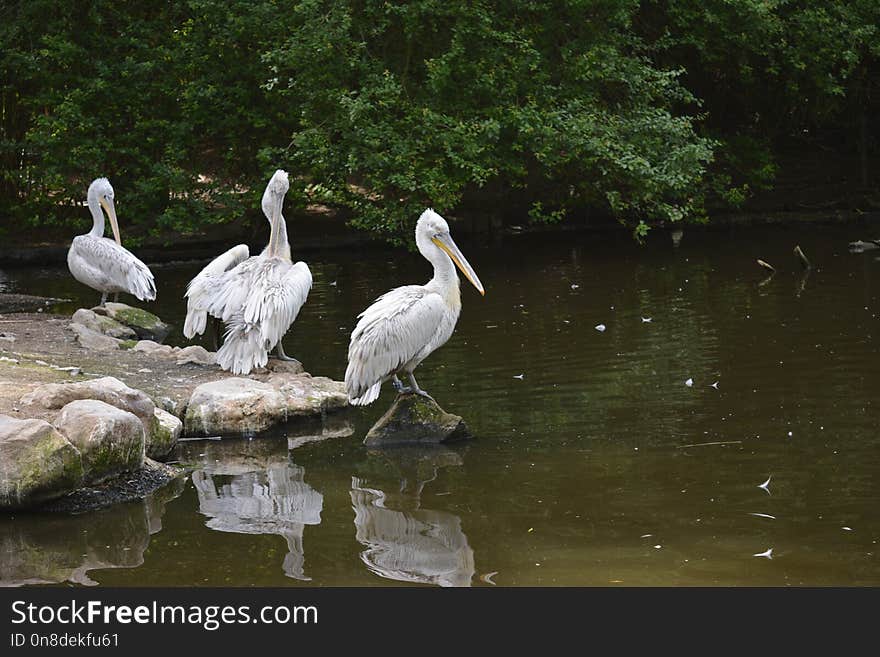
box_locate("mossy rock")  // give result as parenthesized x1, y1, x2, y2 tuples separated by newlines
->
(0, 416, 84, 509)
(93, 303, 170, 342)
(364, 393, 471, 446)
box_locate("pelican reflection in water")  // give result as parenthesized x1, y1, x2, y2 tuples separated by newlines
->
(350, 448, 474, 587)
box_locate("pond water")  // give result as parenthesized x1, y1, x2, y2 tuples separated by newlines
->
(1, 221, 878, 586)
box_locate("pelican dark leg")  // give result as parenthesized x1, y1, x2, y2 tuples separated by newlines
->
(210, 317, 223, 352)
(275, 341, 301, 366)
(406, 372, 433, 400)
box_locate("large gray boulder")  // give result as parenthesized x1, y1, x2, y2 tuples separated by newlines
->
(364, 394, 471, 446)
(20, 376, 156, 436)
(54, 400, 144, 485)
(184, 378, 288, 436)
(148, 408, 181, 460)
(93, 303, 170, 342)
(71, 308, 137, 339)
(0, 415, 83, 508)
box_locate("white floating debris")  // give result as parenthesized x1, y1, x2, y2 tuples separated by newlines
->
(749, 513, 776, 520)
(641, 317, 652, 323)
(480, 571, 498, 586)
(329, 281, 337, 286)
(753, 548, 773, 559)
(653, 545, 662, 549)
(595, 324, 606, 332)
(787, 431, 793, 437)
(641, 534, 653, 538)
(842, 526, 853, 531)
(685, 378, 693, 387)
(758, 475, 772, 495)
(571, 284, 580, 290)
(710, 381, 719, 389)
(513, 373, 524, 380)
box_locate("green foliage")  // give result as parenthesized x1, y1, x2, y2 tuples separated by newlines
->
(263, 0, 713, 240)
(0, 0, 877, 242)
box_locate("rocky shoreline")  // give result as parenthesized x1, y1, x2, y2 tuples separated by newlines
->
(0, 303, 350, 512)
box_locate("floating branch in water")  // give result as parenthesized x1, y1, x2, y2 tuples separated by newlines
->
(794, 245, 811, 270)
(676, 440, 742, 448)
(757, 259, 776, 272)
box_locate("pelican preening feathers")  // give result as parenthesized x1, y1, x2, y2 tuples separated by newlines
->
(184, 170, 312, 375)
(345, 209, 484, 405)
(66, 178, 156, 306)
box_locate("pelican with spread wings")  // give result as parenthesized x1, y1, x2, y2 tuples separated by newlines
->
(345, 209, 484, 405)
(185, 170, 311, 375)
(66, 178, 156, 306)
(183, 176, 291, 348)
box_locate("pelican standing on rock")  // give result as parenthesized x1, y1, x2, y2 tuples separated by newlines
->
(190, 170, 311, 375)
(345, 209, 484, 405)
(183, 176, 291, 349)
(67, 178, 156, 306)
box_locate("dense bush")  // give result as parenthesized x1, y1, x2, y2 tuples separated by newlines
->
(0, 1, 876, 242)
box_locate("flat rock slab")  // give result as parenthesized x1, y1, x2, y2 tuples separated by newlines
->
(185, 374, 348, 437)
(0, 415, 84, 508)
(21, 376, 156, 435)
(364, 394, 472, 446)
(0, 292, 68, 314)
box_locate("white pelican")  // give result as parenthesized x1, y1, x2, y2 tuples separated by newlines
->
(183, 178, 291, 347)
(345, 209, 484, 405)
(66, 178, 156, 306)
(197, 170, 312, 375)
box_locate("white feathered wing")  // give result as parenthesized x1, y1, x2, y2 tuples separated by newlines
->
(68, 235, 156, 300)
(345, 286, 446, 405)
(183, 244, 250, 339)
(210, 256, 312, 375)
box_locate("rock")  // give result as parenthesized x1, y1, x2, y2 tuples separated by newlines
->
(148, 408, 182, 460)
(0, 415, 83, 508)
(93, 303, 170, 342)
(71, 308, 137, 339)
(175, 345, 216, 366)
(20, 376, 156, 436)
(70, 323, 121, 351)
(269, 374, 349, 416)
(364, 394, 471, 446)
(133, 340, 175, 358)
(184, 378, 288, 436)
(54, 399, 145, 485)
(265, 359, 305, 374)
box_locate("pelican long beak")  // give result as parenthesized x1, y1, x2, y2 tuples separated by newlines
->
(100, 197, 122, 245)
(432, 233, 485, 295)
(266, 192, 284, 257)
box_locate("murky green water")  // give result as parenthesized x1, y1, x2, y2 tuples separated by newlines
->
(1, 222, 878, 586)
